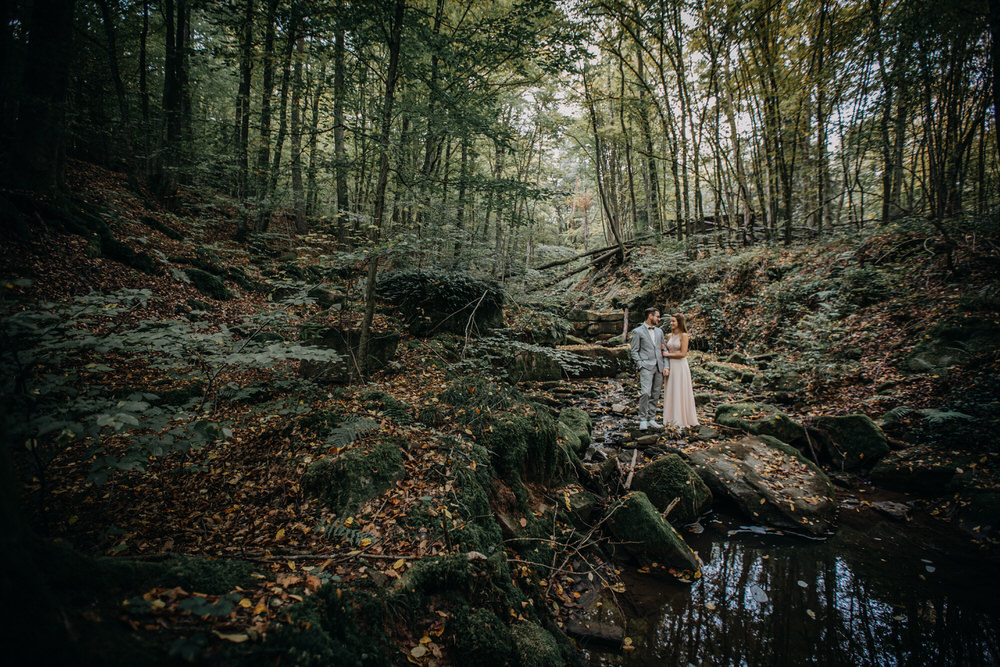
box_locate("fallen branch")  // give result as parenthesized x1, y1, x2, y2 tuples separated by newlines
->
(532, 232, 655, 271)
(529, 247, 620, 292)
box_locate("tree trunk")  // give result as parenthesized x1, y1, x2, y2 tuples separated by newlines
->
(306, 54, 326, 217)
(334, 0, 349, 240)
(358, 0, 405, 375)
(7, 0, 77, 194)
(236, 0, 254, 200)
(96, 0, 139, 190)
(291, 38, 306, 234)
(253, 0, 279, 231)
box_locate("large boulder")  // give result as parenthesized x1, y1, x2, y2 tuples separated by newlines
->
(299, 326, 399, 383)
(810, 414, 889, 470)
(604, 492, 701, 572)
(869, 445, 958, 493)
(687, 436, 836, 535)
(633, 454, 713, 525)
(715, 403, 808, 450)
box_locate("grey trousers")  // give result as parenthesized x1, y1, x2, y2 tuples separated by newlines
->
(638, 366, 663, 421)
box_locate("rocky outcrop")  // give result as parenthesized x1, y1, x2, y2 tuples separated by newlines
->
(687, 436, 836, 535)
(633, 454, 712, 525)
(566, 310, 625, 343)
(556, 344, 631, 379)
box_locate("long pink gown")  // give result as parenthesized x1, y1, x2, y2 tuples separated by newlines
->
(662, 334, 700, 428)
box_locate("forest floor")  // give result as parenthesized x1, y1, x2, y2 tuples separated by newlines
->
(3, 161, 999, 665)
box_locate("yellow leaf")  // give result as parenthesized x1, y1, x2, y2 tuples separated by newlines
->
(214, 631, 249, 643)
(239, 598, 252, 608)
(344, 516, 354, 527)
(360, 538, 371, 548)
(419, 635, 432, 644)
(253, 600, 267, 615)
(410, 645, 428, 658)
(393, 558, 406, 570)
(275, 528, 285, 540)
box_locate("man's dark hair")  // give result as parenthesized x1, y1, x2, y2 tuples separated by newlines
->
(644, 307, 660, 319)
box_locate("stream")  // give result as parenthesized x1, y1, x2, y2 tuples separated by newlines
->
(556, 378, 1000, 666)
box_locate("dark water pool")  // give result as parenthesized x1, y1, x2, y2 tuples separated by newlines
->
(584, 509, 1000, 666)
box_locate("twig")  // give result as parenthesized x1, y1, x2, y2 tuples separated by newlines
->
(623, 448, 638, 489)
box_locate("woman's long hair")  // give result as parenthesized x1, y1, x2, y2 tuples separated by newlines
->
(672, 314, 688, 333)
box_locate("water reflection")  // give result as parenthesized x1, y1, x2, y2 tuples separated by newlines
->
(587, 513, 1000, 666)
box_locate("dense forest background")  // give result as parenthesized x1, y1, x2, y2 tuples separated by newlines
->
(3, 0, 997, 259)
(2, 0, 999, 665)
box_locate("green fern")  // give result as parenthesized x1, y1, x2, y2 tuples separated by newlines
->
(917, 408, 975, 424)
(325, 416, 378, 449)
(881, 405, 974, 426)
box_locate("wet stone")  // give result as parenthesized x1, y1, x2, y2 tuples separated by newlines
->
(873, 501, 911, 521)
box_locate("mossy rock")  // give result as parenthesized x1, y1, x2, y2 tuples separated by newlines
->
(870, 445, 958, 493)
(451, 607, 516, 666)
(507, 349, 563, 382)
(704, 361, 743, 382)
(392, 552, 528, 621)
(511, 622, 562, 667)
(715, 402, 807, 449)
(694, 392, 713, 407)
(561, 488, 600, 527)
(257, 582, 391, 667)
(633, 454, 713, 525)
(378, 270, 504, 337)
(452, 446, 504, 552)
(605, 492, 700, 572)
(726, 351, 752, 365)
(301, 441, 404, 515)
(690, 366, 737, 392)
(185, 267, 232, 300)
(904, 317, 1000, 372)
(557, 407, 592, 454)
(480, 405, 562, 487)
(359, 389, 415, 425)
(811, 414, 890, 470)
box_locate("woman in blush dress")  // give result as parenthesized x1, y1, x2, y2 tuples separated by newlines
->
(661, 314, 699, 429)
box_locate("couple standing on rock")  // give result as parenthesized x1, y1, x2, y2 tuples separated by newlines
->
(629, 306, 699, 431)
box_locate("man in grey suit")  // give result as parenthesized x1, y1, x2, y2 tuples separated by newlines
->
(629, 307, 670, 430)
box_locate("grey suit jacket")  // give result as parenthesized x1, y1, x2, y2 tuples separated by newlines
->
(629, 325, 667, 372)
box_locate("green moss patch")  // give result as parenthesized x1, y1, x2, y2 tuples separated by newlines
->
(301, 441, 405, 515)
(633, 454, 713, 525)
(184, 267, 232, 300)
(605, 492, 700, 572)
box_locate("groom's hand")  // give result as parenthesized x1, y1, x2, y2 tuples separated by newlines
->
(662, 368, 669, 377)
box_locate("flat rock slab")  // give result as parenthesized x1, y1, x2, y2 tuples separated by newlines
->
(687, 436, 837, 535)
(564, 619, 624, 649)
